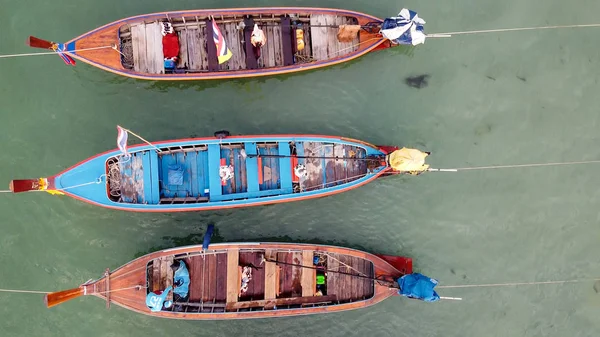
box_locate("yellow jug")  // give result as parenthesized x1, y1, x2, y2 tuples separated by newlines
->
(296, 29, 305, 51)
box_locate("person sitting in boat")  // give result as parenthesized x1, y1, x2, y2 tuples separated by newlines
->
(240, 266, 253, 293)
(146, 286, 173, 312)
(161, 22, 180, 70)
(250, 24, 267, 59)
(171, 260, 190, 301)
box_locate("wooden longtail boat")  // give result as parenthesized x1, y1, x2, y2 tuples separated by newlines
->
(8, 132, 429, 212)
(27, 7, 426, 80)
(45, 240, 414, 319)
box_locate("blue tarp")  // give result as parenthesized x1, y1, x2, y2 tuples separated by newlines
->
(168, 164, 184, 185)
(146, 285, 173, 312)
(398, 273, 440, 302)
(173, 260, 190, 298)
(380, 9, 426, 46)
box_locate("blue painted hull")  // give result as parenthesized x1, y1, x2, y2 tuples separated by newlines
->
(45, 134, 394, 212)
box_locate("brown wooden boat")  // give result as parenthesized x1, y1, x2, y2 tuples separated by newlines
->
(46, 240, 414, 319)
(27, 7, 426, 81)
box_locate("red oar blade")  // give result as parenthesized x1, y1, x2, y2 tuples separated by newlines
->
(27, 36, 54, 49)
(9, 179, 43, 193)
(45, 287, 84, 308)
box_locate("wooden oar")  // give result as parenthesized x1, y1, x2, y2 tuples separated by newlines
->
(9, 179, 43, 193)
(45, 287, 84, 308)
(26, 36, 54, 49)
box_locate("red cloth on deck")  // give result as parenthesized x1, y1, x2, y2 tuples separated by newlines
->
(162, 33, 180, 59)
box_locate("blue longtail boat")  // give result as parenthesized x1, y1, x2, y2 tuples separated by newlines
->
(8, 130, 429, 212)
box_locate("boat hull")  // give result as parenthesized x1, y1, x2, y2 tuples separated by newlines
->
(77, 242, 411, 320)
(63, 7, 390, 81)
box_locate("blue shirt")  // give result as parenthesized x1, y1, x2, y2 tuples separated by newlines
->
(173, 260, 190, 298)
(146, 285, 173, 312)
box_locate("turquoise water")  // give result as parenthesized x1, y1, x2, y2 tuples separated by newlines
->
(1, 0, 600, 336)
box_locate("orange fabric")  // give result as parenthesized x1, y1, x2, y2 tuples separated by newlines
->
(291, 156, 299, 183)
(258, 157, 263, 185)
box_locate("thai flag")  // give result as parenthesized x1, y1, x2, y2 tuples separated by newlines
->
(212, 20, 232, 64)
(117, 126, 128, 156)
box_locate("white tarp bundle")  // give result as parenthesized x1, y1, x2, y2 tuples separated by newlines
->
(380, 8, 426, 46)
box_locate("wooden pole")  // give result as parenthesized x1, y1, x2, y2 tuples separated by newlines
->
(121, 127, 163, 152)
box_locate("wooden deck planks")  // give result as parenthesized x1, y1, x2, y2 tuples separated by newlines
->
(301, 251, 315, 297)
(302, 142, 324, 191)
(272, 24, 283, 67)
(151, 256, 174, 301)
(216, 253, 228, 302)
(295, 22, 312, 62)
(226, 249, 239, 303)
(310, 15, 329, 61)
(219, 22, 245, 71)
(239, 251, 265, 300)
(325, 15, 339, 59)
(131, 24, 146, 72)
(243, 17, 259, 69)
(291, 252, 303, 296)
(280, 16, 294, 66)
(327, 253, 339, 299)
(184, 28, 204, 70)
(176, 27, 189, 68)
(145, 22, 165, 74)
(264, 249, 278, 300)
(205, 20, 219, 71)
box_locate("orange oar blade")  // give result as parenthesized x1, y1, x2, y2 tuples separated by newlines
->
(9, 179, 43, 193)
(45, 287, 84, 308)
(27, 36, 54, 49)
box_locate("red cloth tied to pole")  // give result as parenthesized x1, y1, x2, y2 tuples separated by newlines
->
(162, 33, 180, 59)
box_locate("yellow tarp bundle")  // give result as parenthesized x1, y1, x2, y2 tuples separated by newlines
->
(389, 148, 430, 174)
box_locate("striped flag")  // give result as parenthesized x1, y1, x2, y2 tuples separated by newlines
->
(212, 20, 232, 64)
(117, 126, 128, 156)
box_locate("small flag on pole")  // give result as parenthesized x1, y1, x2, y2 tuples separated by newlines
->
(212, 20, 232, 64)
(117, 126, 129, 156)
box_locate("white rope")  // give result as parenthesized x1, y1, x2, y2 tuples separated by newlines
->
(94, 285, 145, 295)
(429, 23, 600, 38)
(0, 45, 121, 59)
(429, 159, 600, 172)
(438, 278, 600, 289)
(0, 288, 49, 294)
(56, 175, 105, 191)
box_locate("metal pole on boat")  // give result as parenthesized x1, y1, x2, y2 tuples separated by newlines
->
(119, 126, 163, 153)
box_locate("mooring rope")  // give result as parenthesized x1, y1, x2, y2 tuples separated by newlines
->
(0, 45, 122, 59)
(438, 278, 600, 289)
(429, 23, 600, 38)
(0, 288, 50, 294)
(428, 159, 600, 173)
(0, 285, 146, 296)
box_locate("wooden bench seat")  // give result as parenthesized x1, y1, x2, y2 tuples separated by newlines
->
(243, 16, 259, 69)
(280, 16, 294, 66)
